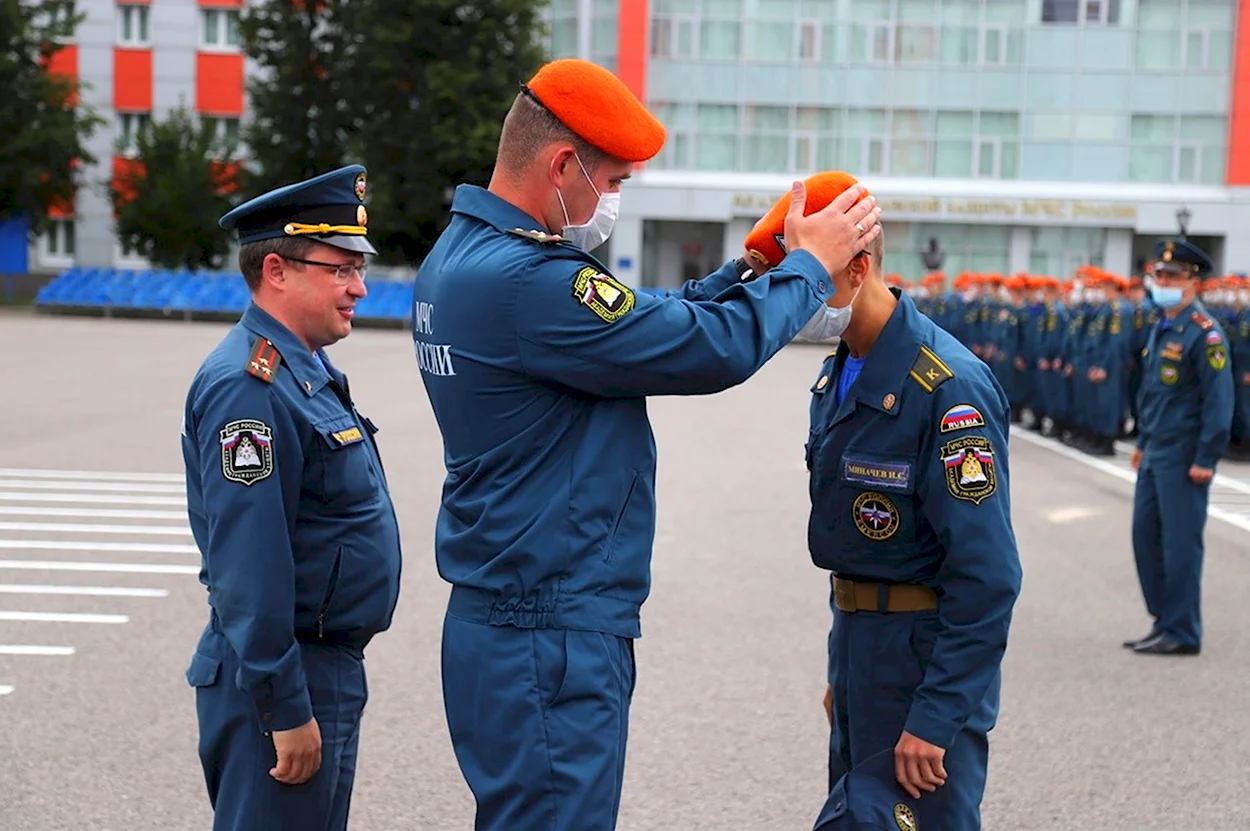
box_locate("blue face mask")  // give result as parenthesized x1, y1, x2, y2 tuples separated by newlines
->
(1148, 284, 1185, 309)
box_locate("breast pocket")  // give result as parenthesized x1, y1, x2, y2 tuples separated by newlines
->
(312, 415, 379, 511)
(837, 449, 919, 553)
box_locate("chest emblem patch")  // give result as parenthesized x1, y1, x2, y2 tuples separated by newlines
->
(843, 458, 913, 491)
(853, 491, 900, 541)
(939, 403, 986, 433)
(220, 420, 274, 486)
(1160, 364, 1179, 385)
(940, 436, 997, 504)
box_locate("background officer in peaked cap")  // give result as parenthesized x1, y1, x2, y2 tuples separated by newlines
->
(182, 164, 402, 830)
(412, 58, 881, 831)
(749, 171, 1021, 829)
(1127, 237, 1233, 656)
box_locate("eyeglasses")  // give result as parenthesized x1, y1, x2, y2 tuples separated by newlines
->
(283, 256, 368, 283)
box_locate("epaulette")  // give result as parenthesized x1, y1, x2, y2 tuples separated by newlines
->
(507, 227, 564, 244)
(909, 344, 955, 394)
(1191, 310, 1214, 330)
(245, 336, 282, 384)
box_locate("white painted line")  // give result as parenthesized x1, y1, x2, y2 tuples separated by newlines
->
(0, 506, 187, 520)
(0, 469, 183, 483)
(1012, 427, 1250, 534)
(0, 685, 13, 695)
(0, 610, 129, 624)
(0, 540, 198, 553)
(1045, 506, 1101, 524)
(0, 492, 186, 506)
(0, 645, 75, 656)
(0, 480, 184, 493)
(0, 560, 199, 575)
(0, 584, 169, 598)
(0, 521, 191, 536)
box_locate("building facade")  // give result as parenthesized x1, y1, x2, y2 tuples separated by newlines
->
(24, 0, 1250, 288)
(547, 0, 1250, 289)
(28, 0, 245, 274)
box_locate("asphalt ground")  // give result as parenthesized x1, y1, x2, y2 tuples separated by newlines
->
(2, 309, 1249, 831)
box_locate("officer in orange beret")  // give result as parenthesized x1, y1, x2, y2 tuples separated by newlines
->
(411, 59, 882, 831)
(745, 172, 1021, 830)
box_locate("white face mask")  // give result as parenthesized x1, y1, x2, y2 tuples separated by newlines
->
(797, 283, 863, 342)
(556, 154, 619, 251)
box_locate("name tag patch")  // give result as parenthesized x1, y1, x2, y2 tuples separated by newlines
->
(331, 427, 364, 446)
(842, 457, 913, 491)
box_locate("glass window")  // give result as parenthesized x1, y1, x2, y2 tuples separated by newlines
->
(592, 18, 618, 58)
(939, 25, 977, 64)
(1179, 115, 1224, 142)
(937, 111, 974, 138)
(867, 138, 886, 173)
(1030, 113, 1071, 140)
(746, 21, 793, 60)
(696, 135, 736, 170)
(1209, 30, 1232, 69)
(201, 8, 241, 48)
(935, 141, 973, 177)
(979, 112, 1020, 137)
(871, 23, 892, 62)
(1201, 146, 1226, 183)
(1072, 114, 1117, 141)
(118, 4, 149, 46)
(1176, 145, 1199, 182)
(999, 141, 1020, 178)
(846, 108, 888, 134)
(1136, 30, 1180, 70)
(742, 136, 789, 172)
(1186, 0, 1235, 28)
(1042, 0, 1079, 23)
(850, 0, 891, 22)
(117, 112, 150, 156)
(1137, 0, 1174, 29)
(891, 140, 932, 175)
(1129, 144, 1172, 181)
(700, 19, 739, 58)
(895, 24, 937, 62)
(798, 20, 820, 60)
(697, 103, 737, 130)
(892, 109, 931, 137)
(796, 106, 838, 131)
(798, 0, 836, 19)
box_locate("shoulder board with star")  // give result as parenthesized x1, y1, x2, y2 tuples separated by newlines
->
(507, 227, 565, 244)
(244, 337, 283, 384)
(1191, 310, 1214, 330)
(909, 344, 955, 394)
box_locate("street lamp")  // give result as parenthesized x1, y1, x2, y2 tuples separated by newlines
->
(1176, 206, 1191, 238)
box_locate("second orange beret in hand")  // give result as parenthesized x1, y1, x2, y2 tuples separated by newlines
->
(743, 172, 871, 269)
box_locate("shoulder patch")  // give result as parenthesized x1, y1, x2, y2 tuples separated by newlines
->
(940, 403, 986, 433)
(508, 227, 564, 244)
(909, 345, 955, 394)
(1192, 310, 1214, 330)
(1208, 344, 1228, 371)
(940, 436, 997, 505)
(245, 338, 282, 384)
(220, 419, 274, 486)
(572, 266, 634, 323)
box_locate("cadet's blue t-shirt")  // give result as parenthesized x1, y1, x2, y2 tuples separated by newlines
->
(836, 354, 865, 407)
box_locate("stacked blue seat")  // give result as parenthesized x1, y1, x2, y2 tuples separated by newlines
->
(35, 266, 417, 325)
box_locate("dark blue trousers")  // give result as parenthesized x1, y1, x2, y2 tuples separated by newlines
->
(827, 609, 998, 830)
(441, 610, 636, 831)
(1131, 459, 1210, 647)
(188, 631, 368, 831)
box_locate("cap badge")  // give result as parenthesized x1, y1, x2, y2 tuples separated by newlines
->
(354, 172, 367, 201)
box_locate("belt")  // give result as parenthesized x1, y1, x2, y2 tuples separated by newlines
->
(832, 577, 937, 614)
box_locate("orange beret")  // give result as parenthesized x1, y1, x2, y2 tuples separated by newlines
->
(525, 59, 666, 163)
(742, 171, 870, 269)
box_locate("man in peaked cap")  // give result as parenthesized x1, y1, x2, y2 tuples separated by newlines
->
(182, 164, 402, 831)
(813, 748, 945, 831)
(746, 170, 1021, 829)
(412, 58, 882, 831)
(1126, 237, 1233, 655)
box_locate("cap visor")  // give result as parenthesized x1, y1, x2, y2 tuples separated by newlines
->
(318, 234, 378, 256)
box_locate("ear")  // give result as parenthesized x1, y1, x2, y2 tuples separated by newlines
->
(548, 145, 577, 184)
(847, 252, 871, 287)
(260, 252, 287, 291)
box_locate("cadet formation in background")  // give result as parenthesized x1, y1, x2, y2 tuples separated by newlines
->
(903, 267, 1250, 461)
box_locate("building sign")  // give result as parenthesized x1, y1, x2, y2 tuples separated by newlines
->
(730, 193, 1139, 226)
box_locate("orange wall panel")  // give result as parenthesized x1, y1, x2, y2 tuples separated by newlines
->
(1229, 0, 1250, 184)
(617, 0, 648, 104)
(46, 44, 78, 80)
(114, 49, 153, 111)
(112, 156, 146, 206)
(196, 53, 244, 115)
(199, 0, 242, 7)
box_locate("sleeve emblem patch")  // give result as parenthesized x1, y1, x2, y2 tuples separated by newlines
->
(1206, 330, 1224, 345)
(572, 266, 635, 323)
(939, 403, 986, 433)
(852, 491, 900, 541)
(894, 803, 917, 831)
(1208, 345, 1228, 371)
(940, 436, 997, 504)
(220, 420, 274, 486)
(1160, 363, 1179, 385)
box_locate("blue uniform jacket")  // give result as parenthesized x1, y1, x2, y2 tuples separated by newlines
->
(182, 304, 403, 731)
(1137, 301, 1235, 469)
(413, 184, 834, 639)
(805, 290, 1022, 749)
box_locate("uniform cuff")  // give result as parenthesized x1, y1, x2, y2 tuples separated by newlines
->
(903, 706, 959, 751)
(257, 687, 313, 734)
(781, 249, 834, 303)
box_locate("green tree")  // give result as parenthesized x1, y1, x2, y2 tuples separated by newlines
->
(0, 0, 104, 235)
(109, 104, 242, 271)
(237, 0, 360, 198)
(351, 0, 547, 264)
